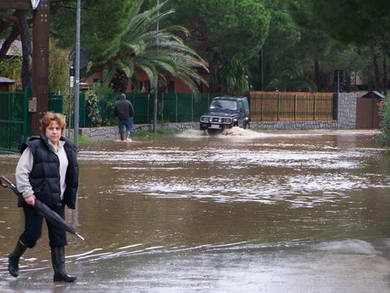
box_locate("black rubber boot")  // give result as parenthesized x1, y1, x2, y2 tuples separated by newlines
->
(51, 246, 77, 283)
(8, 241, 27, 277)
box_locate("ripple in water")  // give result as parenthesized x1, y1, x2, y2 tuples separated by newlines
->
(77, 131, 386, 207)
(118, 172, 377, 207)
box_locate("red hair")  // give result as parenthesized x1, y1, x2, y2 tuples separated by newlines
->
(40, 112, 66, 134)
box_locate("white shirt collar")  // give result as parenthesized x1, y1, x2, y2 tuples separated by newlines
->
(48, 139, 65, 153)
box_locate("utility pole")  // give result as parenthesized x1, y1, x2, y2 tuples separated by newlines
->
(153, 0, 160, 132)
(337, 70, 340, 94)
(74, 0, 81, 145)
(0, 0, 48, 135)
(31, 0, 49, 134)
(260, 48, 264, 91)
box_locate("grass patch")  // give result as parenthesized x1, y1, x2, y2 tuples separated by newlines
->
(72, 127, 180, 148)
(78, 134, 92, 145)
(133, 128, 179, 139)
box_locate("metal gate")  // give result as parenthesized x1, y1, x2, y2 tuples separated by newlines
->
(356, 97, 381, 129)
(0, 90, 64, 153)
(0, 90, 30, 153)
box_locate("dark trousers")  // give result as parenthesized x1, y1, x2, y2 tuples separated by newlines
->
(118, 117, 134, 140)
(19, 204, 67, 248)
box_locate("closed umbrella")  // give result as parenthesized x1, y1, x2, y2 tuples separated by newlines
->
(0, 176, 84, 241)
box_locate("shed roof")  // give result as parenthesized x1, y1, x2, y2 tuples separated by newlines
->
(0, 77, 16, 84)
(0, 39, 22, 56)
(361, 91, 385, 100)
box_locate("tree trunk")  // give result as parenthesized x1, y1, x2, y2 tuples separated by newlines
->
(259, 48, 264, 91)
(314, 59, 321, 91)
(373, 50, 381, 90)
(383, 52, 387, 95)
(15, 10, 32, 90)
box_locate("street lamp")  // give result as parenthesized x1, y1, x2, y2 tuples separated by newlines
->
(74, 0, 81, 145)
(31, 0, 41, 9)
(153, 0, 160, 132)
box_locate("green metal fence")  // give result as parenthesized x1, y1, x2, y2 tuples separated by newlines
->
(0, 90, 215, 151)
(0, 90, 30, 152)
(80, 91, 217, 127)
(0, 91, 64, 153)
(48, 94, 64, 113)
(160, 92, 213, 122)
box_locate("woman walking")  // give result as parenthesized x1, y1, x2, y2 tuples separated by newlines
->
(8, 112, 79, 282)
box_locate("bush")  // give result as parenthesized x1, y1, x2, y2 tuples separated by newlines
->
(85, 82, 115, 126)
(48, 39, 70, 96)
(85, 88, 102, 126)
(0, 57, 22, 88)
(377, 97, 390, 146)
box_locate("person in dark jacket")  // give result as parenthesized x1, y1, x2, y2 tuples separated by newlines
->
(114, 93, 135, 141)
(8, 112, 79, 282)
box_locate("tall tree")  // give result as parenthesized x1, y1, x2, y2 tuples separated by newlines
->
(311, 0, 390, 92)
(51, 0, 208, 90)
(256, 2, 305, 91)
(51, 0, 136, 66)
(96, 1, 208, 92)
(0, 9, 32, 89)
(158, 0, 271, 93)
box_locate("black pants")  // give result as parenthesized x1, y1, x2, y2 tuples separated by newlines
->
(19, 204, 67, 248)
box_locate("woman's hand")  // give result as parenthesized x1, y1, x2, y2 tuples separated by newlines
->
(24, 195, 36, 206)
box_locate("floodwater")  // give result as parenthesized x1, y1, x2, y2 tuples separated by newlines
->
(1, 128, 390, 292)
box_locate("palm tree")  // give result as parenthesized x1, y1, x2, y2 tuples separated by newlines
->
(96, 0, 209, 130)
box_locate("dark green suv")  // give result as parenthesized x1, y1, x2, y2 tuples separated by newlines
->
(199, 96, 250, 134)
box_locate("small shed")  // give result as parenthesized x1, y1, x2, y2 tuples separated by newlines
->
(0, 39, 22, 56)
(0, 76, 16, 91)
(356, 91, 384, 129)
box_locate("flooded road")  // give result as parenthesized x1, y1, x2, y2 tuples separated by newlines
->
(1, 129, 390, 292)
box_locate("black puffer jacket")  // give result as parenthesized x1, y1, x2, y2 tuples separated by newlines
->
(24, 135, 78, 209)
